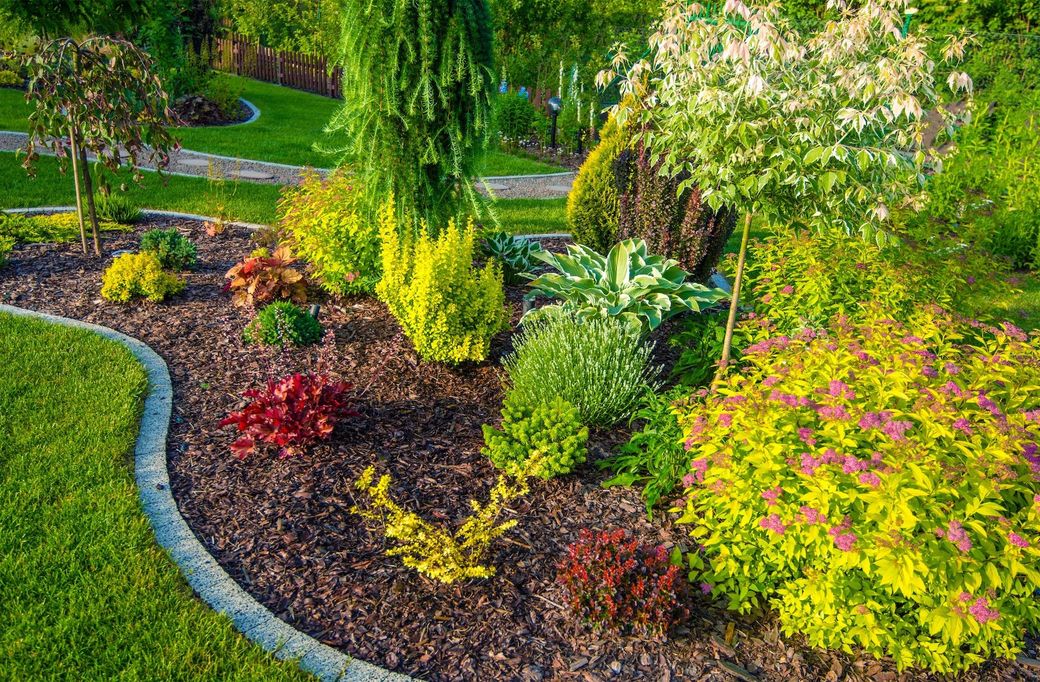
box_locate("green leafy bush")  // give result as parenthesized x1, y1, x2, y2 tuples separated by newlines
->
(0, 69, 21, 87)
(243, 301, 323, 348)
(203, 73, 244, 120)
(567, 116, 624, 253)
(480, 230, 541, 285)
(737, 229, 998, 337)
(101, 252, 184, 303)
(482, 392, 588, 480)
(494, 92, 538, 141)
(377, 205, 507, 364)
(675, 307, 1040, 672)
(600, 387, 688, 515)
(139, 228, 197, 271)
(667, 310, 732, 389)
(505, 311, 659, 427)
(279, 170, 381, 295)
(527, 238, 727, 335)
(95, 192, 141, 225)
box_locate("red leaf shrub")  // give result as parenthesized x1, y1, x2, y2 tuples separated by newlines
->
(219, 373, 358, 459)
(557, 529, 687, 636)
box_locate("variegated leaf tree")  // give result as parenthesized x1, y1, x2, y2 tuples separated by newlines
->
(598, 0, 973, 380)
(22, 36, 178, 255)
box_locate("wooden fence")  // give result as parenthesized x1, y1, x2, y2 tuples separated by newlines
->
(211, 31, 343, 99)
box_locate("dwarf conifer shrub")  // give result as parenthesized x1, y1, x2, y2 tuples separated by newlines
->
(243, 301, 323, 348)
(376, 203, 507, 364)
(101, 252, 184, 303)
(567, 116, 625, 253)
(140, 228, 197, 270)
(675, 307, 1040, 672)
(505, 311, 659, 427)
(279, 170, 380, 295)
(482, 392, 588, 480)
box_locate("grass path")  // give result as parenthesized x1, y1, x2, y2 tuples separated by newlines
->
(0, 78, 566, 176)
(0, 312, 311, 680)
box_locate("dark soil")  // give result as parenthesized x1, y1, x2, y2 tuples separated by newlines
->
(174, 94, 252, 127)
(1, 217, 1036, 682)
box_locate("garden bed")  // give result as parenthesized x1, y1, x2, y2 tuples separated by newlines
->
(0, 216, 1035, 682)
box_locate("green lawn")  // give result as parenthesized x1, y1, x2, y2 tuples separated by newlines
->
(1, 151, 283, 224)
(0, 312, 310, 680)
(495, 197, 568, 235)
(1, 80, 567, 176)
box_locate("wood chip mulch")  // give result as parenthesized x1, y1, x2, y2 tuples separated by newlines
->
(1, 217, 1037, 682)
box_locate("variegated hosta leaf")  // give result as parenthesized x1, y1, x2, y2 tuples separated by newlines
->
(526, 238, 729, 333)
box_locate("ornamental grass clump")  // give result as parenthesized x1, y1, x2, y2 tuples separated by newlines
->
(505, 311, 660, 427)
(376, 201, 507, 364)
(482, 392, 589, 479)
(279, 170, 380, 295)
(675, 306, 1040, 672)
(557, 529, 686, 636)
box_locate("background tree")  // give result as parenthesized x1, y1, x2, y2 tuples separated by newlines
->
(22, 37, 178, 255)
(0, 0, 157, 38)
(602, 0, 972, 377)
(328, 0, 495, 226)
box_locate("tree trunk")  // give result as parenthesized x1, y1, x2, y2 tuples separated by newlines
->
(78, 146, 101, 256)
(713, 211, 753, 391)
(68, 129, 88, 255)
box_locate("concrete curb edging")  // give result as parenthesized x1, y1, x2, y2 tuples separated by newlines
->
(0, 304, 410, 682)
(239, 98, 261, 125)
(2, 206, 271, 232)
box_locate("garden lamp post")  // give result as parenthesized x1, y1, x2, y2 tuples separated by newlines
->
(548, 96, 562, 148)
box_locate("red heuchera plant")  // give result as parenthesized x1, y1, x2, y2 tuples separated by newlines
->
(557, 529, 686, 636)
(219, 373, 357, 459)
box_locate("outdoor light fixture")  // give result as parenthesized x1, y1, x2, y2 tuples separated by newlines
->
(547, 96, 562, 148)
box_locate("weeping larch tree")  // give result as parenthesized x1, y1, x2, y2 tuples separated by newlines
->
(328, 0, 495, 227)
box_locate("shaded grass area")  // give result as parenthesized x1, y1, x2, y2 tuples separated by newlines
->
(1, 152, 282, 224)
(0, 312, 311, 680)
(477, 149, 567, 176)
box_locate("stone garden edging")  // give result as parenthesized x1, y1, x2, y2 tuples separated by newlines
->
(0, 303, 410, 682)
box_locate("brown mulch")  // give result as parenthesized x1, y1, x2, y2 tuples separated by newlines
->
(1, 217, 1037, 682)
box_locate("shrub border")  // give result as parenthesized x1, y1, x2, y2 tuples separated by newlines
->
(0, 303, 409, 682)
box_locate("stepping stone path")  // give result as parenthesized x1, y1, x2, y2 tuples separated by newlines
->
(177, 158, 211, 168)
(231, 168, 275, 180)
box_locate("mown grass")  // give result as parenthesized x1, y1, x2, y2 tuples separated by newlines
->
(0, 312, 311, 680)
(494, 197, 568, 235)
(476, 149, 568, 176)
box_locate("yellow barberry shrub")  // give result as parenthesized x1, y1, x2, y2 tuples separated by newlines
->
(101, 252, 184, 303)
(376, 198, 507, 364)
(566, 115, 626, 253)
(351, 457, 538, 583)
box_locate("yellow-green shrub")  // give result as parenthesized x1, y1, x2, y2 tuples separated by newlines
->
(675, 307, 1040, 672)
(482, 392, 588, 479)
(376, 200, 507, 364)
(351, 459, 536, 583)
(279, 169, 381, 295)
(101, 252, 184, 303)
(0, 234, 13, 267)
(567, 116, 625, 253)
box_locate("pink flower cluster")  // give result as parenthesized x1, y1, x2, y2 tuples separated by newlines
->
(801, 506, 826, 524)
(959, 593, 1000, 624)
(761, 486, 783, 506)
(859, 411, 913, 441)
(829, 517, 857, 552)
(760, 514, 787, 535)
(1009, 532, 1029, 548)
(936, 520, 972, 553)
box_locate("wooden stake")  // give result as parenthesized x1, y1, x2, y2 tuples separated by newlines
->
(713, 211, 754, 391)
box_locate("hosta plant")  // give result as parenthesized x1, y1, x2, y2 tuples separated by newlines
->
(219, 373, 357, 459)
(675, 307, 1040, 672)
(482, 392, 589, 480)
(526, 239, 727, 335)
(558, 529, 686, 636)
(352, 455, 540, 584)
(225, 246, 307, 308)
(480, 230, 541, 285)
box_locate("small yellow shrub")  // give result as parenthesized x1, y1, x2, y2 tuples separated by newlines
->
(351, 459, 536, 583)
(376, 198, 507, 363)
(101, 252, 184, 303)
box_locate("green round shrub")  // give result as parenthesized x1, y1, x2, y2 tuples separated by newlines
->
(482, 392, 588, 480)
(504, 310, 659, 427)
(139, 228, 197, 271)
(243, 301, 323, 348)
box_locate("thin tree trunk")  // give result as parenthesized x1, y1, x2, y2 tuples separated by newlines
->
(713, 211, 754, 391)
(78, 146, 101, 256)
(68, 129, 88, 255)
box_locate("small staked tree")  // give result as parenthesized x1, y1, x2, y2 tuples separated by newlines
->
(22, 36, 178, 255)
(599, 0, 973, 382)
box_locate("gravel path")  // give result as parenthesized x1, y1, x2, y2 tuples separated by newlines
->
(0, 130, 575, 198)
